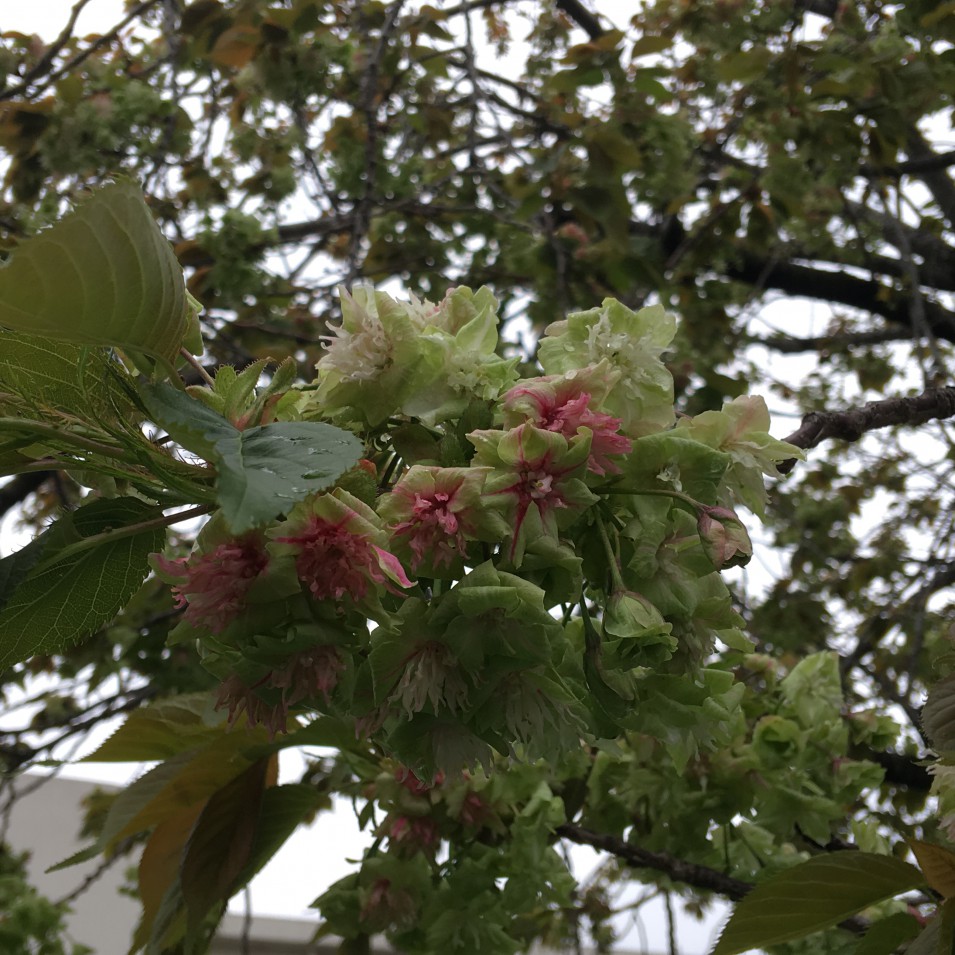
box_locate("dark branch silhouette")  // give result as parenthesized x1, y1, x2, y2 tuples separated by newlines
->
(780, 386, 955, 472)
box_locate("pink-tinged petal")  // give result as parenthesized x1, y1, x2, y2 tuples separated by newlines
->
(373, 545, 413, 588)
(276, 509, 410, 602)
(158, 538, 267, 633)
(503, 374, 631, 474)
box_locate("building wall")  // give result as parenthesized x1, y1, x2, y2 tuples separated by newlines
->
(4, 772, 650, 955)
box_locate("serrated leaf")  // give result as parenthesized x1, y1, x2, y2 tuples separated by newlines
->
(911, 840, 955, 899)
(0, 181, 189, 365)
(924, 675, 955, 751)
(134, 803, 205, 952)
(84, 693, 227, 763)
(139, 380, 236, 460)
(232, 783, 330, 886)
(853, 911, 921, 955)
(215, 420, 363, 532)
(0, 331, 135, 424)
(0, 498, 166, 669)
(0, 527, 55, 613)
(69, 728, 270, 867)
(181, 756, 273, 933)
(712, 852, 925, 955)
(140, 382, 364, 531)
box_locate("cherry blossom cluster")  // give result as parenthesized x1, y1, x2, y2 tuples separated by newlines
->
(153, 285, 796, 750)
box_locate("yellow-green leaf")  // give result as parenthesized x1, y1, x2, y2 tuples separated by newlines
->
(0, 181, 190, 365)
(910, 840, 955, 899)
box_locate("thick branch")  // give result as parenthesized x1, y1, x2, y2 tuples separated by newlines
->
(863, 149, 955, 178)
(643, 217, 955, 340)
(726, 252, 955, 341)
(779, 385, 955, 472)
(557, 822, 752, 899)
(554, 0, 605, 39)
(859, 748, 933, 793)
(755, 329, 913, 353)
(0, 471, 51, 520)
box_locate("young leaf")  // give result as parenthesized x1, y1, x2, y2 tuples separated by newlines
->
(910, 840, 955, 899)
(0, 498, 166, 669)
(0, 181, 190, 365)
(0, 332, 135, 424)
(139, 380, 236, 460)
(134, 803, 205, 952)
(232, 783, 331, 891)
(711, 852, 925, 955)
(83, 693, 227, 762)
(180, 755, 274, 933)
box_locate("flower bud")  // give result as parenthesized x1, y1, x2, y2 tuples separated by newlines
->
(697, 506, 752, 569)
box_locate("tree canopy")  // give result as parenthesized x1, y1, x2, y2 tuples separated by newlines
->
(1, 1, 955, 952)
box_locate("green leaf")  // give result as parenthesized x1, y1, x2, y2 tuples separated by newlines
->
(0, 181, 190, 366)
(233, 783, 330, 888)
(904, 900, 955, 955)
(712, 852, 926, 955)
(140, 382, 364, 531)
(214, 421, 363, 533)
(0, 332, 135, 424)
(139, 380, 236, 460)
(853, 912, 921, 955)
(0, 498, 166, 669)
(181, 756, 272, 933)
(83, 693, 227, 762)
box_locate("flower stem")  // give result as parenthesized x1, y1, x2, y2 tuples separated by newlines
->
(180, 348, 216, 387)
(599, 485, 703, 512)
(595, 510, 626, 593)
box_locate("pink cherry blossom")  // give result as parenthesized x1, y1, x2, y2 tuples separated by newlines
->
(269, 645, 345, 708)
(275, 514, 411, 602)
(503, 370, 632, 475)
(388, 814, 439, 853)
(381, 467, 495, 573)
(395, 488, 466, 568)
(215, 674, 286, 737)
(154, 537, 267, 634)
(215, 645, 345, 737)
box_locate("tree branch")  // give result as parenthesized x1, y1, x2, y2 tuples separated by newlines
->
(779, 385, 955, 472)
(754, 329, 914, 353)
(0, 471, 51, 520)
(555, 0, 605, 39)
(556, 823, 868, 934)
(0, 0, 165, 102)
(557, 822, 752, 900)
(726, 252, 955, 342)
(857, 748, 933, 793)
(905, 127, 955, 227)
(862, 149, 955, 178)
